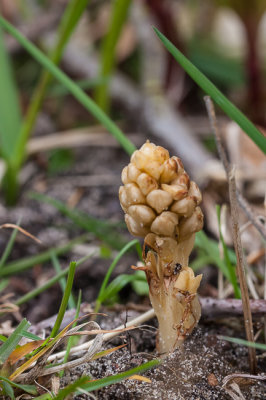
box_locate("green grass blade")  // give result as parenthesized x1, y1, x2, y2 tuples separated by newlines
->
(153, 27, 266, 153)
(94, 239, 140, 313)
(15, 252, 93, 307)
(195, 231, 230, 280)
(0, 376, 37, 395)
(0, 218, 21, 271)
(51, 252, 76, 309)
(0, 279, 9, 292)
(20, 331, 42, 341)
(59, 289, 82, 378)
(50, 261, 77, 338)
(0, 16, 136, 164)
(0, 233, 88, 278)
(99, 273, 140, 303)
(17, 0, 90, 169)
(95, 0, 132, 113)
(0, 27, 21, 160)
(79, 359, 160, 392)
(0, 319, 30, 362)
(219, 336, 266, 351)
(30, 192, 126, 250)
(0, 380, 14, 399)
(54, 359, 159, 399)
(217, 205, 241, 298)
(48, 77, 107, 97)
(0, 335, 7, 343)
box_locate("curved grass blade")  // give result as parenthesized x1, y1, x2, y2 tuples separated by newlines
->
(94, 239, 140, 313)
(95, 0, 132, 113)
(219, 336, 266, 351)
(153, 27, 266, 153)
(0, 233, 88, 278)
(217, 205, 241, 299)
(0, 16, 136, 163)
(0, 319, 30, 363)
(0, 27, 21, 161)
(54, 359, 159, 399)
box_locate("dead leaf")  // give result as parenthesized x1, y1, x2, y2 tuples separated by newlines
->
(127, 375, 151, 383)
(208, 373, 219, 386)
(6, 340, 45, 365)
(0, 224, 41, 244)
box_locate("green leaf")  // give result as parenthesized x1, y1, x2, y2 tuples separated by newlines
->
(19, 331, 42, 341)
(219, 336, 266, 351)
(195, 231, 230, 280)
(0, 233, 88, 278)
(95, 0, 132, 113)
(0, 319, 30, 363)
(79, 359, 160, 392)
(100, 274, 138, 303)
(50, 261, 77, 338)
(0, 375, 37, 395)
(29, 192, 126, 250)
(95, 239, 140, 313)
(0, 27, 21, 161)
(0, 380, 15, 399)
(153, 27, 266, 153)
(0, 218, 21, 271)
(54, 359, 159, 399)
(131, 271, 149, 296)
(0, 335, 7, 343)
(217, 205, 241, 298)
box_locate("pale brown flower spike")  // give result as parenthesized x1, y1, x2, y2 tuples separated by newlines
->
(119, 141, 204, 354)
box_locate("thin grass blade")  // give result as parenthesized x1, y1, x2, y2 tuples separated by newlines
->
(95, 0, 132, 112)
(219, 336, 266, 351)
(94, 239, 140, 313)
(153, 27, 266, 153)
(0, 233, 88, 278)
(0, 27, 21, 160)
(0, 16, 136, 163)
(0, 319, 30, 363)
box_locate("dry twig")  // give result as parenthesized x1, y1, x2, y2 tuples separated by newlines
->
(204, 96, 257, 374)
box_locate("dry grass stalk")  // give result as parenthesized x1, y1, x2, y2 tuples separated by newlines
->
(204, 96, 257, 374)
(119, 142, 203, 354)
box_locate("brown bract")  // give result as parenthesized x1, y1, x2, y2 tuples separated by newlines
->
(119, 141, 204, 354)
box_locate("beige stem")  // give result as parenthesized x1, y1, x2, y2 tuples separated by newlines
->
(146, 233, 201, 354)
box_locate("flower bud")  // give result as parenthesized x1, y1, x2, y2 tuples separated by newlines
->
(150, 211, 179, 238)
(179, 207, 204, 240)
(161, 183, 188, 201)
(119, 183, 145, 212)
(146, 189, 173, 214)
(170, 196, 196, 217)
(160, 157, 182, 183)
(127, 205, 155, 227)
(137, 173, 158, 195)
(188, 181, 202, 205)
(125, 214, 150, 237)
(174, 266, 202, 294)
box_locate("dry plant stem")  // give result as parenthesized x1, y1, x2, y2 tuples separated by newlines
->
(229, 169, 257, 373)
(204, 96, 265, 240)
(204, 96, 257, 374)
(47, 308, 155, 363)
(29, 298, 266, 336)
(237, 193, 266, 240)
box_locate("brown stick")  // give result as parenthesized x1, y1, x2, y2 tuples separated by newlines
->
(200, 297, 266, 319)
(204, 96, 257, 374)
(28, 298, 266, 336)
